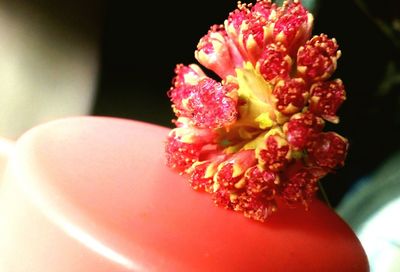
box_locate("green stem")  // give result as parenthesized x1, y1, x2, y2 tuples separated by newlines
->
(318, 182, 332, 209)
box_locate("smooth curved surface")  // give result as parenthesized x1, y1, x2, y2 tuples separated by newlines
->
(0, 137, 14, 183)
(0, 117, 369, 271)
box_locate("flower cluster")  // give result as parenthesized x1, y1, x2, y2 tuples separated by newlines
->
(166, 0, 348, 222)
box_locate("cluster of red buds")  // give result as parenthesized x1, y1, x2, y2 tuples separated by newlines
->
(166, 0, 348, 222)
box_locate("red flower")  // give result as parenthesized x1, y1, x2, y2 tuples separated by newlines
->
(166, 0, 349, 221)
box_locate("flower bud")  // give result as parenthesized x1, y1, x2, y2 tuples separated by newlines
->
(195, 25, 243, 79)
(257, 42, 292, 84)
(272, 77, 308, 115)
(309, 79, 346, 123)
(297, 34, 341, 82)
(273, 1, 313, 54)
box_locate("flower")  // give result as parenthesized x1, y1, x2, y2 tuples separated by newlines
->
(166, 0, 348, 222)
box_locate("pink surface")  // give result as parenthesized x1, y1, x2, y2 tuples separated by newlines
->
(0, 117, 368, 271)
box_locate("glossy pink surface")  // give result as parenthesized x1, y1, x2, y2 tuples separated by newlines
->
(0, 117, 368, 271)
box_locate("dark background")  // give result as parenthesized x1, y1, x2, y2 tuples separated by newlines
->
(92, 0, 400, 206)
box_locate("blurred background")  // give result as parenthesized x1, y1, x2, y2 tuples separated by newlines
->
(0, 0, 399, 270)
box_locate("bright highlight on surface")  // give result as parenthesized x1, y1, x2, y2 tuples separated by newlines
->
(10, 157, 139, 271)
